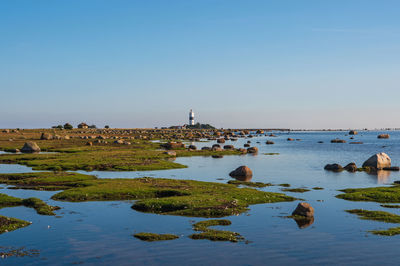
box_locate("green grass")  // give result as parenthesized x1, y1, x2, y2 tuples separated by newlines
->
(189, 219, 243, 242)
(227, 180, 272, 188)
(346, 209, 400, 236)
(0, 172, 296, 218)
(0, 193, 59, 215)
(337, 186, 400, 203)
(0, 132, 240, 172)
(133, 232, 179, 241)
(370, 227, 400, 236)
(281, 188, 310, 193)
(346, 209, 400, 223)
(0, 215, 31, 234)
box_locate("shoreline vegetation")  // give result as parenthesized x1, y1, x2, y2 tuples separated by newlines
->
(0, 172, 296, 218)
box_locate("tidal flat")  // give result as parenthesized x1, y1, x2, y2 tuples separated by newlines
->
(2, 129, 400, 265)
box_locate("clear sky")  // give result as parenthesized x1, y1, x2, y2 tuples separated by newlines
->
(1, 0, 399, 129)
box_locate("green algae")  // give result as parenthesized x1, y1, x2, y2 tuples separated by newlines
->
(346, 209, 400, 223)
(227, 180, 272, 188)
(337, 186, 400, 203)
(0, 215, 31, 234)
(133, 232, 179, 241)
(281, 188, 310, 193)
(370, 227, 400, 236)
(189, 219, 243, 242)
(0, 173, 296, 218)
(0, 193, 59, 215)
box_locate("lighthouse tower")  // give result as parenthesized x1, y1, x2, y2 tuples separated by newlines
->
(189, 109, 195, 126)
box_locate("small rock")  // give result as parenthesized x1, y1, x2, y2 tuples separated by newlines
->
(324, 163, 343, 172)
(344, 162, 357, 172)
(292, 202, 314, 218)
(229, 166, 253, 179)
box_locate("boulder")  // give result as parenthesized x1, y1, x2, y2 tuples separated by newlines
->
(266, 141, 274, 145)
(21, 142, 41, 153)
(287, 138, 294, 141)
(292, 202, 314, 218)
(324, 163, 343, 172)
(247, 147, 258, 154)
(349, 130, 358, 135)
(217, 138, 225, 144)
(201, 147, 211, 151)
(362, 153, 391, 170)
(237, 148, 247, 154)
(40, 133, 53, 140)
(378, 134, 390, 139)
(331, 139, 346, 143)
(188, 145, 197, 150)
(344, 162, 357, 172)
(86, 142, 93, 146)
(244, 143, 250, 147)
(229, 166, 253, 179)
(223, 145, 234, 150)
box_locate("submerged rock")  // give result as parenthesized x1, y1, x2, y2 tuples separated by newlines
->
(21, 142, 41, 153)
(247, 147, 258, 154)
(229, 166, 253, 179)
(266, 141, 274, 145)
(324, 163, 343, 172)
(292, 202, 314, 218)
(331, 139, 346, 143)
(378, 134, 390, 139)
(362, 153, 391, 170)
(344, 162, 357, 172)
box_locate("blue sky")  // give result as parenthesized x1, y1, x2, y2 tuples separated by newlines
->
(1, 0, 399, 129)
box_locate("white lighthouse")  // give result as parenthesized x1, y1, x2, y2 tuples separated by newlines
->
(189, 109, 195, 126)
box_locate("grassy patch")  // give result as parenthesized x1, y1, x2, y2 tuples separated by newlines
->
(227, 180, 272, 188)
(0, 193, 59, 215)
(312, 187, 324, 190)
(346, 209, 400, 223)
(370, 227, 400, 236)
(337, 186, 400, 203)
(281, 188, 310, 193)
(189, 219, 243, 242)
(0, 215, 31, 234)
(133, 232, 179, 241)
(0, 173, 296, 218)
(279, 183, 290, 187)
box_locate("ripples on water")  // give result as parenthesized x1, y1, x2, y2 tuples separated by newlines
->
(1, 131, 400, 265)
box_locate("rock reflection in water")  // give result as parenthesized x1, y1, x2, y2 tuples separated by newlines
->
(232, 176, 252, 182)
(293, 216, 314, 229)
(366, 170, 391, 184)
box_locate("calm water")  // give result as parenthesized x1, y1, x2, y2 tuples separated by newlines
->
(2, 131, 400, 265)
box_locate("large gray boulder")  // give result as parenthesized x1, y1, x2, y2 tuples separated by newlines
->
(21, 142, 41, 153)
(362, 152, 391, 169)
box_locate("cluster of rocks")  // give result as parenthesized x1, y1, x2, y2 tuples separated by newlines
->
(324, 153, 399, 172)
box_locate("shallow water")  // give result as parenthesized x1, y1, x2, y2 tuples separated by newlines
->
(2, 131, 400, 265)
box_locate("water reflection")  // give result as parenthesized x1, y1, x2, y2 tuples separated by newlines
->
(366, 170, 392, 184)
(293, 216, 315, 229)
(232, 176, 252, 182)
